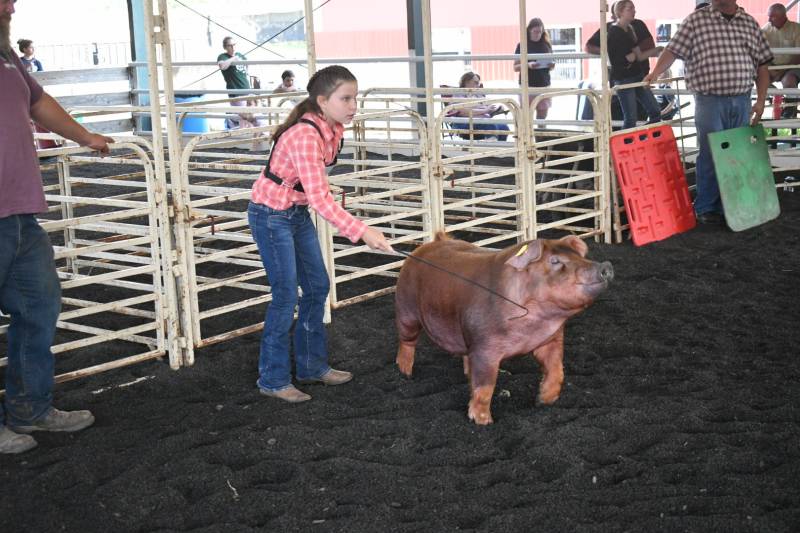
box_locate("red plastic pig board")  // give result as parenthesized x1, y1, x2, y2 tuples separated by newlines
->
(610, 125, 696, 246)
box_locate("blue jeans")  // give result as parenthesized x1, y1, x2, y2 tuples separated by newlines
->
(0, 215, 61, 426)
(614, 76, 662, 129)
(693, 93, 751, 215)
(450, 120, 510, 141)
(247, 202, 331, 391)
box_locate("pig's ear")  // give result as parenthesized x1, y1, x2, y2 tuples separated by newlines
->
(505, 240, 543, 270)
(560, 235, 588, 257)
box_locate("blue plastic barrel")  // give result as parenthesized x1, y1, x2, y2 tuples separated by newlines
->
(175, 95, 210, 133)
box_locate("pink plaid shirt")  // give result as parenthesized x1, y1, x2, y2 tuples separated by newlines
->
(251, 112, 367, 243)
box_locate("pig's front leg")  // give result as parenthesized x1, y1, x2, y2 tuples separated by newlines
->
(466, 353, 500, 425)
(532, 326, 565, 405)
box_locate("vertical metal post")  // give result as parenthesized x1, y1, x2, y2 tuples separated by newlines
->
(599, 0, 613, 243)
(304, 0, 317, 75)
(519, 0, 530, 130)
(422, 0, 443, 235)
(519, 0, 535, 240)
(127, 0, 151, 133)
(303, 0, 333, 321)
(407, 0, 427, 117)
(56, 159, 77, 275)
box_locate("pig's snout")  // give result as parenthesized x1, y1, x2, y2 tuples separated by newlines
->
(599, 261, 614, 283)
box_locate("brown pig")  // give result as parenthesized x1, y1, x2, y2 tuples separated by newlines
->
(394, 232, 613, 425)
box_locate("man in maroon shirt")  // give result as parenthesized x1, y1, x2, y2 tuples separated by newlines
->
(0, 0, 113, 454)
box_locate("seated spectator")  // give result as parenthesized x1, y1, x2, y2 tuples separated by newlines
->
(273, 70, 296, 94)
(446, 72, 510, 141)
(762, 2, 800, 118)
(17, 39, 42, 72)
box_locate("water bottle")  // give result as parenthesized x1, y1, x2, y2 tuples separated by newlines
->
(773, 94, 784, 120)
(784, 176, 796, 192)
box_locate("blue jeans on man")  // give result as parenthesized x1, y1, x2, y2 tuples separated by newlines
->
(0, 214, 61, 427)
(614, 76, 662, 130)
(693, 93, 751, 216)
(247, 202, 332, 392)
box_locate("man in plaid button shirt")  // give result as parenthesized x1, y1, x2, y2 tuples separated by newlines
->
(644, 0, 773, 224)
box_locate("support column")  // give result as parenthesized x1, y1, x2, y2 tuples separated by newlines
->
(599, 0, 613, 243)
(304, 0, 317, 75)
(127, 0, 151, 133)
(407, 0, 427, 117)
(519, 0, 535, 240)
(421, 0, 443, 234)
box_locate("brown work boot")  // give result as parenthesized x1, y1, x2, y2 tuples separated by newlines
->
(10, 408, 94, 434)
(259, 385, 311, 403)
(299, 368, 353, 386)
(0, 426, 37, 454)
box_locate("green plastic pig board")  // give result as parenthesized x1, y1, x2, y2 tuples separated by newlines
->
(708, 124, 780, 231)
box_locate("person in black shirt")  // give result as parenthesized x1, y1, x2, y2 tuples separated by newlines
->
(586, 2, 658, 77)
(587, 1, 662, 129)
(514, 18, 555, 120)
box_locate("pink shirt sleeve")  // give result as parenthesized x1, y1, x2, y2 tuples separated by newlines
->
(284, 124, 368, 243)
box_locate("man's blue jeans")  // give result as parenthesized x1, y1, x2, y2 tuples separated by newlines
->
(693, 93, 751, 215)
(248, 202, 331, 392)
(613, 76, 662, 130)
(0, 215, 60, 426)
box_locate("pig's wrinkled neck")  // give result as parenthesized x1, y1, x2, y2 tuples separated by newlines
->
(499, 267, 562, 319)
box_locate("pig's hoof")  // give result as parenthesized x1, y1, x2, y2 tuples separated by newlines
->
(467, 405, 493, 425)
(396, 346, 415, 377)
(536, 392, 560, 405)
(396, 359, 413, 377)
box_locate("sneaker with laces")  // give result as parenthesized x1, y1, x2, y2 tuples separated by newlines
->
(10, 408, 95, 434)
(0, 426, 37, 454)
(259, 385, 311, 403)
(299, 368, 353, 386)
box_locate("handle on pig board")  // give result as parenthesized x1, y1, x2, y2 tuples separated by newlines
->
(395, 249, 529, 320)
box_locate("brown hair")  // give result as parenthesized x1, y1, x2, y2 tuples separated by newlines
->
(271, 65, 357, 143)
(458, 71, 480, 88)
(17, 39, 33, 53)
(527, 18, 552, 50)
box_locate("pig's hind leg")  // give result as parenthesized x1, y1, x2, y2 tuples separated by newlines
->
(466, 352, 500, 425)
(532, 327, 565, 405)
(395, 313, 422, 377)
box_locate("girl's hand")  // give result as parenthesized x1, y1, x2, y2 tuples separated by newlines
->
(625, 52, 636, 63)
(528, 61, 538, 69)
(361, 226, 394, 253)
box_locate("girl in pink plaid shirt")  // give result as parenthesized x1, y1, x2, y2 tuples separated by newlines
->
(248, 65, 393, 403)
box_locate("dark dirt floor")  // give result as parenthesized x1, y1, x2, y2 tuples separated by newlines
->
(2, 171, 800, 532)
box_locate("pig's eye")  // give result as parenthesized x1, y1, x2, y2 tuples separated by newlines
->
(549, 256, 563, 269)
